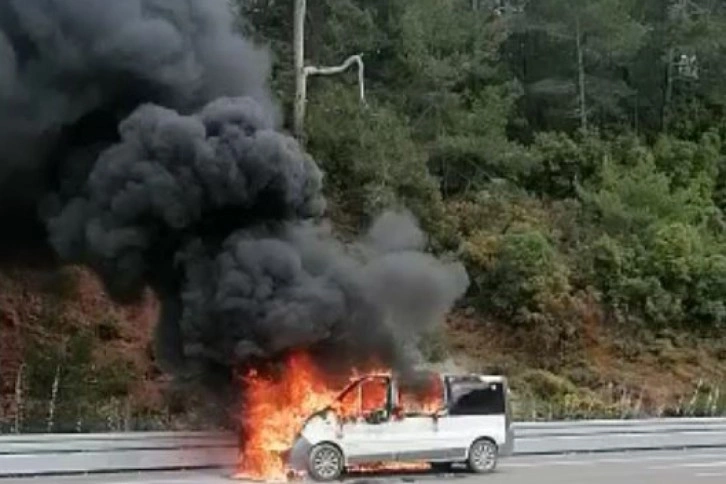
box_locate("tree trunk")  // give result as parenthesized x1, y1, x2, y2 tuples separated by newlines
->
(575, 18, 588, 131)
(46, 364, 61, 433)
(13, 363, 24, 434)
(634, 93, 639, 134)
(293, 0, 307, 140)
(662, 46, 675, 132)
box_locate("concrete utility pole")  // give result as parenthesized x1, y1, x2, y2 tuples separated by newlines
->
(293, 0, 366, 141)
(293, 0, 307, 139)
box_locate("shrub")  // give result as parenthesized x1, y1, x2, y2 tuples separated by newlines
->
(466, 229, 570, 320)
(529, 130, 608, 198)
(306, 83, 443, 232)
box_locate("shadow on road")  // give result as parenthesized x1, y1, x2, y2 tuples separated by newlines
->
(344, 466, 475, 482)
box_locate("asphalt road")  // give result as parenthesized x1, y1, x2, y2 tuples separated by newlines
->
(3, 449, 726, 484)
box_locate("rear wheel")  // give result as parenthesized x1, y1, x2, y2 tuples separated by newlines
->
(307, 443, 344, 482)
(467, 438, 498, 474)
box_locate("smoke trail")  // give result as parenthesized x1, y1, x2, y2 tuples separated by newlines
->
(1, 0, 469, 388)
(177, 210, 468, 379)
(0, 0, 274, 217)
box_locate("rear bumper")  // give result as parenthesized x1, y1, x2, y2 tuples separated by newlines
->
(500, 427, 515, 456)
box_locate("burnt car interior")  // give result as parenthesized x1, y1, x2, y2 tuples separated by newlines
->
(333, 375, 392, 424)
(328, 374, 506, 425)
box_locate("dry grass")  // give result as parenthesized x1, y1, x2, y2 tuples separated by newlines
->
(3, 260, 726, 431)
(0, 265, 172, 433)
(444, 309, 726, 420)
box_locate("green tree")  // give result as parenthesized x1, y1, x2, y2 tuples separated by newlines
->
(580, 155, 711, 236)
(510, 0, 646, 131)
(625, 0, 726, 135)
(465, 228, 571, 320)
(305, 83, 444, 232)
(389, 0, 526, 195)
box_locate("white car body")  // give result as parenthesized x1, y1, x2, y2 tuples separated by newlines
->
(286, 373, 513, 475)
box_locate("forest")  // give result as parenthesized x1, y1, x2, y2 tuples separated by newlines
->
(3, 0, 726, 433)
(235, 0, 726, 417)
(240, 0, 726, 337)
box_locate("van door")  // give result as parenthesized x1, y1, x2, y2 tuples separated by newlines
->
(381, 375, 447, 462)
(434, 377, 508, 460)
(385, 415, 442, 462)
(334, 376, 395, 464)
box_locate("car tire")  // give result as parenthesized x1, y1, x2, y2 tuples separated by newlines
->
(467, 438, 498, 474)
(430, 461, 453, 473)
(307, 443, 344, 482)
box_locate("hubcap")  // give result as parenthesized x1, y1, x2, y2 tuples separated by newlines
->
(471, 441, 496, 471)
(313, 447, 341, 479)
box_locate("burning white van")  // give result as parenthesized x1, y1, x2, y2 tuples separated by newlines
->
(285, 372, 513, 481)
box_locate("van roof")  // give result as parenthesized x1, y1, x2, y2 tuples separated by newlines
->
(441, 374, 507, 383)
(346, 372, 507, 383)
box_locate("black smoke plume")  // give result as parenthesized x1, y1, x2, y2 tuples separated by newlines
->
(1, 0, 469, 391)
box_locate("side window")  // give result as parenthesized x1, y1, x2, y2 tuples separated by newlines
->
(398, 376, 444, 416)
(448, 382, 505, 416)
(360, 377, 389, 422)
(333, 377, 390, 423)
(334, 383, 359, 419)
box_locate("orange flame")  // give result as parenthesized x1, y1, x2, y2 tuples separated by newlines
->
(235, 353, 337, 481)
(234, 353, 444, 481)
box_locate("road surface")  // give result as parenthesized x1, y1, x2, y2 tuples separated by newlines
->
(3, 449, 726, 483)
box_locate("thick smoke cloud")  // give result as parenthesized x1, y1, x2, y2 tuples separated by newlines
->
(0, 0, 273, 211)
(1, 0, 469, 388)
(49, 97, 323, 296)
(178, 211, 468, 378)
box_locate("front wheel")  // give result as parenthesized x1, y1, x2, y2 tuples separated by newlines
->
(308, 443, 344, 482)
(467, 438, 498, 474)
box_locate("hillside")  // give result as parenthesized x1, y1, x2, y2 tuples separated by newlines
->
(0, 262, 224, 433)
(2, 262, 725, 432)
(445, 310, 726, 419)
(3, 0, 726, 432)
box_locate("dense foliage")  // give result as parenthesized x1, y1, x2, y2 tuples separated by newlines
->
(239, 0, 726, 338)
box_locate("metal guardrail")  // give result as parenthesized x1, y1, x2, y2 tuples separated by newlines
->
(0, 432, 237, 477)
(2, 418, 726, 477)
(514, 418, 726, 455)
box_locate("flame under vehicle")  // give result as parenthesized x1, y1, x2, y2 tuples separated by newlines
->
(285, 373, 513, 481)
